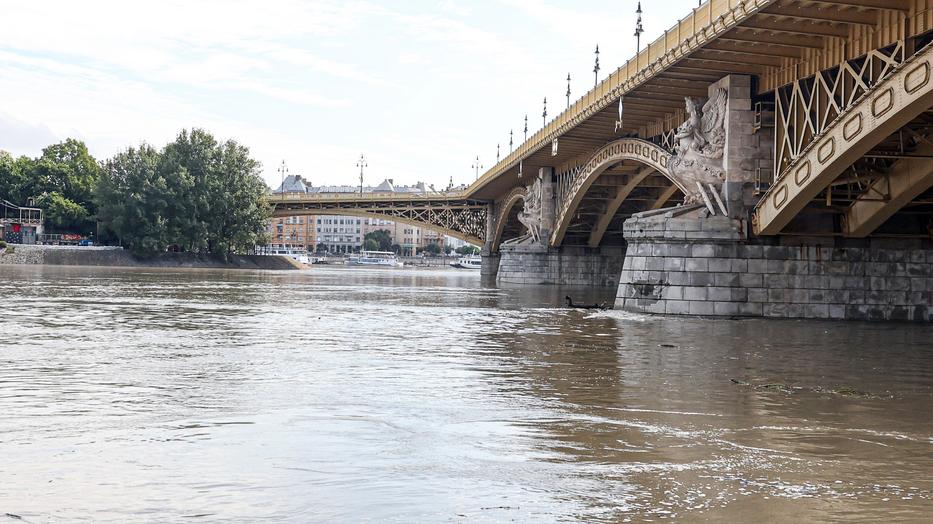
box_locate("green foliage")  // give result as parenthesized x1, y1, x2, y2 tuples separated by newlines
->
(363, 229, 393, 251)
(33, 192, 93, 234)
(0, 240, 6, 249)
(362, 238, 379, 251)
(96, 144, 170, 254)
(34, 139, 101, 207)
(0, 152, 36, 205)
(444, 244, 453, 255)
(0, 139, 101, 235)
(391, 243, 401, 254)
(422, 242, 441, 255)
(5, 245, 14, 254)
(456, 245, 480, 255)
(95, 128, 270, 257)
(316, 242, 327, 253)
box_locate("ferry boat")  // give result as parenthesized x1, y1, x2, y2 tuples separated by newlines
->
(450, 256, 482, 270)
(346, 250, 403, 267)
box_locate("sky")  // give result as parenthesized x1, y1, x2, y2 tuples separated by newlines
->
(0, 0, 701, 190)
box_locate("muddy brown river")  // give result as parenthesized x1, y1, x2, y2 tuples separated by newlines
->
(1, 265, 931, 522)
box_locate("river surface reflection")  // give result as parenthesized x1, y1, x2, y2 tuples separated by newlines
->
(1, 265, 931, 523)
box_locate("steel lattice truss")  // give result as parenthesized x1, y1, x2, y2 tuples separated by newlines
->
(272, 195, 489, 245)
(774, 41, 906, 180)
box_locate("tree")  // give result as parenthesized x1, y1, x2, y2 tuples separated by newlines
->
(422, 242, 441, 255)
(33, 139, 101, 208)
(95, 128, 270, 257)
(0, 152, 36, 205)
(33, 191, 93, 234)
(391, 243, 401, 254)
(363, 229, 393, 251)
(1, 139, 100, 235)
(316, 242, 327, 253)
(444, 244, 453, 255)
(456, 245, 480, 255)
(363, 238, 379, 251)
(96, 144, 171, 254)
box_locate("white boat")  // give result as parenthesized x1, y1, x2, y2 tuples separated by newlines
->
(450, 256, 482, 270)
(346, 250, 403, 267)
(266, 246, 313, 264)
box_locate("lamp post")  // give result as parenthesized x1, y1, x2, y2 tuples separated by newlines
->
(509, 129, 514, 153)
(523, 115, 528, 141)
(356, 154, 367, 195)
(566, 73, 571, 109)
(635, 2, 644, 53)
(496, 143, 500, 163)
(277, 160, 288, 200)
(593, 45, 600, 87)
(472, 156, 483, 180)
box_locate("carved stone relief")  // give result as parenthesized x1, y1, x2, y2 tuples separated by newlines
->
(668, 88, 728, 204)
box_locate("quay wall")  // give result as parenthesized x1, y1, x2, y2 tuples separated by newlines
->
(616, 215, 933, 322)
(497, 243, 625, 287)
(0, 245, 301, 270)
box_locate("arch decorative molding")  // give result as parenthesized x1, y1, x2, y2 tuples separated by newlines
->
(550, 138, 680, 246)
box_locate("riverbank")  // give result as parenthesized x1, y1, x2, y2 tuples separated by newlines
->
(0, 244, 301, 270)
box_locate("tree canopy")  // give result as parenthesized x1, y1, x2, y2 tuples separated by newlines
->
(0, 139, 101, 234)
(364, 229, 393, 251)
(96, 128, 270, 256)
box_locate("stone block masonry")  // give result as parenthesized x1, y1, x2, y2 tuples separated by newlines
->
(498, 243, 624, 287)
(616, 212, 933, 321)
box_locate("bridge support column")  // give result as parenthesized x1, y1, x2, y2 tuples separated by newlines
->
(615, 207, 933, 321)
(481, 202, 500, 277)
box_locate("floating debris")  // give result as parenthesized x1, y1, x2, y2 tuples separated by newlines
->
(730, 380, 887, 398)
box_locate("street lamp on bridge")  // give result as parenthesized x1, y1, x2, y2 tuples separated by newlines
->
(472, 156, 483, 180)
(277, 160, 288, 200)
(593, 44, 600, 87)
(635, 2, 644, 53)
(356, 154, 367, 195)
(542, 97, 547, 127)
(566, 73, 571, 109)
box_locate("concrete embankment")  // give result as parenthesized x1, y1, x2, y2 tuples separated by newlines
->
(0, 245, 301, 270)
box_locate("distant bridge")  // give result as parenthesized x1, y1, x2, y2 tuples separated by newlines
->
(272, 191, 489, 245)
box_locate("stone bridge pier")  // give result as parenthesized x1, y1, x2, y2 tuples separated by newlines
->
(481, 167, 626, 287)
(615, 70, 933, 322)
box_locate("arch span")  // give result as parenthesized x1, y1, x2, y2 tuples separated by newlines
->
(550, 138, 681, 247)
(490, 186, 529, 252)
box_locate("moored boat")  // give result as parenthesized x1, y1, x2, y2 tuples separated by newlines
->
(450, 256, 482, 270)
(346, 250, 403, 267)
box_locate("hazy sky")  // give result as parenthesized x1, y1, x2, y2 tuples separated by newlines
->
(1, 0, 700, 189)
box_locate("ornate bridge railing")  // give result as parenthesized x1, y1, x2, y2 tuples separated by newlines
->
(271, 192, 490, 245)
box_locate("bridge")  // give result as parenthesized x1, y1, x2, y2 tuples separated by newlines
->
(272, 0, 933, 321)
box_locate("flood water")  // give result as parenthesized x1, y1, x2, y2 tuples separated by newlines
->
(1, 265, 931, 523)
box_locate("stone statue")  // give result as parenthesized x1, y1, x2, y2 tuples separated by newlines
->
(669, 88, 728, 204)
(517, 175, 544, 244)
